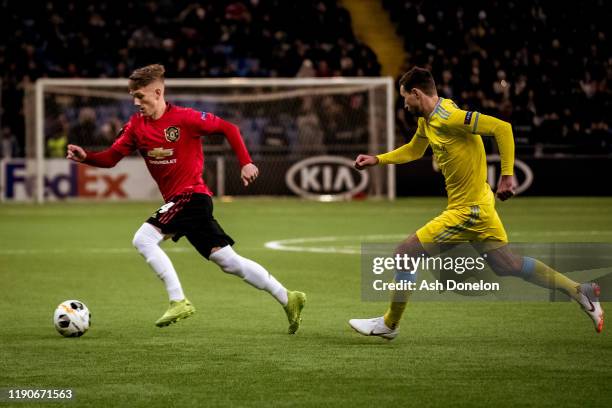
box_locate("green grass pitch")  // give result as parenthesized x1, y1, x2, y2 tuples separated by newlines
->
(1, 197, 611, 407)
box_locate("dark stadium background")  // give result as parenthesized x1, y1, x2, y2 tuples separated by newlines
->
(1, 0, 609, 195)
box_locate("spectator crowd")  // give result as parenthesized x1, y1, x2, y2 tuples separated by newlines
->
(385, 0, 611, 153)
(0, 0, 609, 157)
(0, 0, 379, 157)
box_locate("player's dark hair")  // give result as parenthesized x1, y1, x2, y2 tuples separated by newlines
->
(399, 67, 437, 96)
(128, 64, 165, 90)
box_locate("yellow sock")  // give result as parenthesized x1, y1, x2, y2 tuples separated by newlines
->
(524, 258, 581, 300)
(384, 302, 407, 330)
(383, 284, 413, 329)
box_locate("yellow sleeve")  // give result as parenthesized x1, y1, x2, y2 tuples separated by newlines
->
(376, 134, 429, 165)
(447, 110, 515, 176)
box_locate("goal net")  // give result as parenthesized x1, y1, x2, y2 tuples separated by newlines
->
(20, 78, 394, 202)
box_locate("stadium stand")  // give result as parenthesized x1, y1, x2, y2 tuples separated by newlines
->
(0, 0, 380, 157)
(1, 1, 609, 157)
(383, 0, 611, 155)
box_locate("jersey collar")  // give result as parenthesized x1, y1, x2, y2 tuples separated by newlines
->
(146, 103, 172, 123)
(428, 97, 444, 122)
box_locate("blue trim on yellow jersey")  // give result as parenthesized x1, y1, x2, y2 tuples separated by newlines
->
(437, 107, 451, 118)
(428, 97, 444, 121)
(438, 105, 451, 116)
(472, 112, 480, 133)
(437, 110, 450, 120)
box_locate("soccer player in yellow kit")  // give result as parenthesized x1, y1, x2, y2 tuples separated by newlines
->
(349, 67, 604, 339)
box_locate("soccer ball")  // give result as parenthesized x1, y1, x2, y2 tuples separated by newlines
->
(53, 300, 91, 337)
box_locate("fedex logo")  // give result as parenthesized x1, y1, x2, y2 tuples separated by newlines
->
(3, 161, 127, 199)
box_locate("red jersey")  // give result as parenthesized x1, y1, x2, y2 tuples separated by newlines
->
(104, 104, 252, 201)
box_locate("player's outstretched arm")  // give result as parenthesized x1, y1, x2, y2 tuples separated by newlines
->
(364, 135, 429, 168)
(66, 144, 124, 168)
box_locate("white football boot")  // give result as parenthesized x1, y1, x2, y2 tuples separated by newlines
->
(349, 316, 399, 340)
(576, 282, 604, 333)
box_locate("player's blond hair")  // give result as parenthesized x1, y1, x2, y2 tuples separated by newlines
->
(128, 64, 165, 90)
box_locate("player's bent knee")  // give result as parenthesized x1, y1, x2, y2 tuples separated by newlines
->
(209, 245, 245, 278)
(132, 232, 143, 250)
(132, 223, 163, 252)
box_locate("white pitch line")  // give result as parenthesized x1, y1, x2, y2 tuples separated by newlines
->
(0, 247, 192, 256)
(1, 231, 611, 256)
(265, 234, 405, 255)
(264, 231, 612, 255)
(510, 230, 612, 236)
(0, 246, 267, 256)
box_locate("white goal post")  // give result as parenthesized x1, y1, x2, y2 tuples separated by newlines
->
(27, 77, 395, 203)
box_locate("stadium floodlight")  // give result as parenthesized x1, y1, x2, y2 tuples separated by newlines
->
(26, 77, 395, 203)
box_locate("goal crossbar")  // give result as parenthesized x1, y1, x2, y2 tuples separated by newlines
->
(33, 77, 395, 203)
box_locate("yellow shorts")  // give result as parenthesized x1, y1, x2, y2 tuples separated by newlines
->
(416, 204, 508, 244)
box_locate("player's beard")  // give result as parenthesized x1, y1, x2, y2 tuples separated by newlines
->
(405, 105, 423, 117)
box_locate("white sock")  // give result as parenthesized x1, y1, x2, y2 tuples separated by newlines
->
(209, 245, 288, 305)
(132, 223, 185, 302)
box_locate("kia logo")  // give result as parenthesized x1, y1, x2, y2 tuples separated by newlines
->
(285, 155, 369, 200)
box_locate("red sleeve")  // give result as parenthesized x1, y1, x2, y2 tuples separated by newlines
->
(82, 120, 135, 167)
(109, 119, 137, 156)
(186, 110, 252, 167)
(83, 148, 125, 168)
(214, 117, 253, 167)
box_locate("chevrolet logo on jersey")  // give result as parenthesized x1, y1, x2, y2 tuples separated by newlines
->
(147, 147, 174, 160)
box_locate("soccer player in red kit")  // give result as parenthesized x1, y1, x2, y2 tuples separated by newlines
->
(66, 64, 306, 333)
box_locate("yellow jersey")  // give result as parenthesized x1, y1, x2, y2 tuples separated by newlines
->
(378, 97, 514, 209)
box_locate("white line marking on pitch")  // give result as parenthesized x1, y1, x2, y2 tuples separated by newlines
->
(264, 231, 612, 254)
(0, 247, 193, 255)
(265, 234, 405, 255)
(1, 231, 611, 256)
(0, 246, 267, 256)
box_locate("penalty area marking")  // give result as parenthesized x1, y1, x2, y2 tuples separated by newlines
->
(264, 234, 407, 255)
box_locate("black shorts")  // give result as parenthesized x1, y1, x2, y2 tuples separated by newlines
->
(147, 192, 234, 259)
